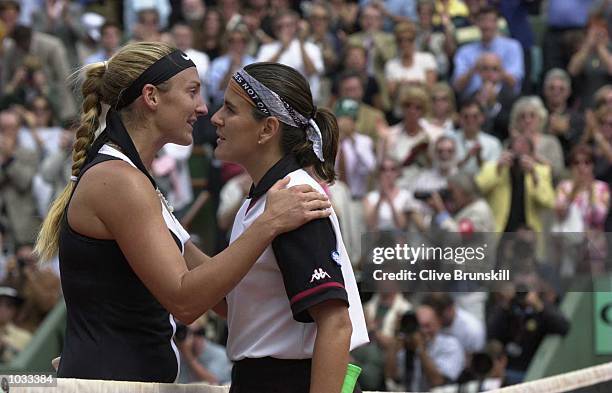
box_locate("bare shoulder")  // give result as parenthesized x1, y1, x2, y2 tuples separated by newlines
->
(68, 160, 160, 239)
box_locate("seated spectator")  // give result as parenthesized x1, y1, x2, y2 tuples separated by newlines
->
(364, 158, 415, 232)
(385, 21, 437, 120)
(2, 24, 76, 123)
(593, 84, 612, 112)
(194, 7, 225, 60)
(542, 69, 585, 163)
(509, 96, 565, 181)
(83, 21, 121, 65)
(170, 22, 210, 104)
(0, 110, 40, 248)
(493, 0, 540, 93)
(380, 85, 436, 182)
(555, 145, 610, 273)
(488, 281, 570, 384)
(427, 171, 496, 234)
(130, 8, 163, 42)
(452, 6, 524, 100)
(256, 10, 325, 102)
(453, 100, 502, 176)
(583, 105, 612, 232)
(415, 0, 455, 79)
(568, 13, 612, 109)
(421, 293, 486, 355)
(17, 95, 64, 157)
(4, 244, 60, 333)
(542, 0, 594, 73)
(305, 3, 342, 106)
(0, 286, 31, 363)
(30, 0, 86, 68)
(335, 98, 376, 200)
(177, 319, 232, 385)
(453, 0, 510, 48)
(207, 26, 255, 109)
(421, 82, 457, 137)
(472, 52, 517, 141)
(335, 71, 388, 142)
(475, 134, 555, 232)
(410, 135, 459, 193)
(348, 4, 397, 112)
(335, 44, 383, 109)
(386, 306, 465, 391)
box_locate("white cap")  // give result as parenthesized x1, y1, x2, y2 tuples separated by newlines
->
(81, 12, 106, 42)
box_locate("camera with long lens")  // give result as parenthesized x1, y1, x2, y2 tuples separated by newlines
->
(398, 310, 419, 342)
(413, 188, 451, 202)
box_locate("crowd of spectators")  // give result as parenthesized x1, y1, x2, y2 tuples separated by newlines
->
(0, 0, 609, 391)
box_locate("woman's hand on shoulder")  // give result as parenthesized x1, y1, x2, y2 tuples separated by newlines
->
(261, 177, 331, 236)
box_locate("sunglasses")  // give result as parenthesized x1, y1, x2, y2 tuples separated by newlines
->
(380, 166, 398, 172)
(188, 328, 206, 336)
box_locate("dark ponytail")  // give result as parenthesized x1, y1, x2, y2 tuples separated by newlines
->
(244, 62, 339, 183)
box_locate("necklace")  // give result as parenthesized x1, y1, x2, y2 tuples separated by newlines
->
(156, 188, 174, 213)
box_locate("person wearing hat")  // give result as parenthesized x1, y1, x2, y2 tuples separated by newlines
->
(335, 98, 376, 265)
(83, 20, 122, 65)
(335, 98, 377, 200)
(0, 286, 31, 363)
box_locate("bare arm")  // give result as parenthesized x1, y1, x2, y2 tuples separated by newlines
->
(92, 165, 330, 324)
(309, 300, 352, 393)
(568, 34, 595, 76)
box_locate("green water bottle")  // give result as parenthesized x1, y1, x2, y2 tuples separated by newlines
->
(341, 363, 362, 393)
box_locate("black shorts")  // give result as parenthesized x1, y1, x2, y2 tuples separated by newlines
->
(229, 357, 362, 393)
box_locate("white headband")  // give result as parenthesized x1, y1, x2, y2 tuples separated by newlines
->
(232, 69, 324, 162)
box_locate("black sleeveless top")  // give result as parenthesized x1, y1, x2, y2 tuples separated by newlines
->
(57, 153, 181, 382)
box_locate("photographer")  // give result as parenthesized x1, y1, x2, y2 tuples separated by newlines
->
(386, 306, 464, 392)
(0, 286, 31, 363)
(0, 110, 40, 248)
(4, 244, 60, 333)
(426, 171, 496, 234)
(475, 134, 555, 232)
(421, 293, 486, 356)
(1, 24, 76, 123)
(175, 319, 232, 385)
(488, 282, 569, 384)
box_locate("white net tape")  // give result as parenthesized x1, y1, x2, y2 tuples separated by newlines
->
(12, 362, 612, 393)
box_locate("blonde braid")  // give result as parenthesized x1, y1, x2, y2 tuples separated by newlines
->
(35, 42, 176, 261)
(35, 63, 106, 261)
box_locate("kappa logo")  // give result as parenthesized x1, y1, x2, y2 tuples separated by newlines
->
(331, 251, 341, 267)
(310, 268, 331, 283)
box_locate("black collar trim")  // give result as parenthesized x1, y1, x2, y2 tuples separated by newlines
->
(247, 155, 301, 200)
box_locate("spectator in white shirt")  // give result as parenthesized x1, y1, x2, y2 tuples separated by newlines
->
(256, 10, 325, 102)
(422, 293, 486, 355)
(334, 98, 376, 199)
(453, 100, 502, 176)
(171, 22, 210, 104)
